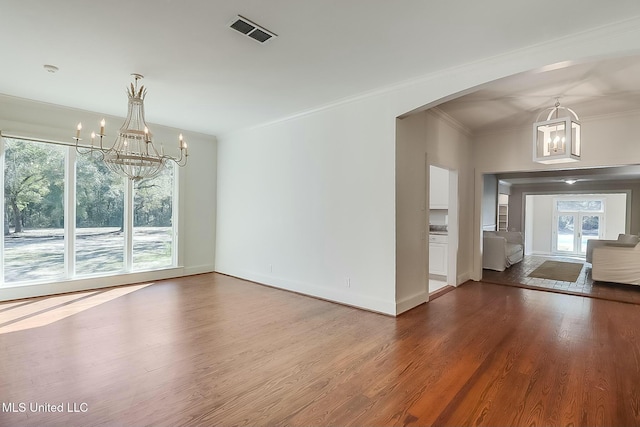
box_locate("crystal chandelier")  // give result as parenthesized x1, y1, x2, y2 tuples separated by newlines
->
(533, 99, 581, 164)
(74, 74, 188, 180)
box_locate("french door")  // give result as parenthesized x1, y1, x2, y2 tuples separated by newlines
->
(555, 212, 603, 255)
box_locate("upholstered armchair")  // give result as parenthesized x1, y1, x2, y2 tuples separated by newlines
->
(592, 241, 640, 285)
(586, 234, 640, 264)
(483, 231, 524, 272)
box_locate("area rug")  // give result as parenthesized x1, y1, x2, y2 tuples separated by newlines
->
(528, 260, 584, 282)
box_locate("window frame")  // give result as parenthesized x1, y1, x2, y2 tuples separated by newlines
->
(552, 196, 606, 255)
(0, 135, 178, 287)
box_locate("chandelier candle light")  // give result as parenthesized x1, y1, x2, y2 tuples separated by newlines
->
(74, 74, 188, 181)
(533, 99, 581, 164)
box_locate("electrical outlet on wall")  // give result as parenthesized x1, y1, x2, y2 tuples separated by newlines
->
(346, 278, 351, 288)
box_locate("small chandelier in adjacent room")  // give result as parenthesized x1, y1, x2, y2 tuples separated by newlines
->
(533, 99, 581, 164)
(74, 74, 188, 181)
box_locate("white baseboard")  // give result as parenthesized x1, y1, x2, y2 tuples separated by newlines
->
(457, 271, 471, 285)
(215, 268, 397, 316)
(183, 264, 216, 276)
(396, 291, 428, 315)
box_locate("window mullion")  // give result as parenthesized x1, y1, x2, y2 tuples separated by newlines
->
(65, 147, 76, 278)
(124, 179, 133, 271)
(172, 163, 179, 267)
(0, 136, 5, 285)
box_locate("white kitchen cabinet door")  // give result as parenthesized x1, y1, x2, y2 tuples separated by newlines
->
(429, 242, 447, 276)
(429, 166, 449, 209)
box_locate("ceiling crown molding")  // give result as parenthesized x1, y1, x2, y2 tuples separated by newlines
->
(427, 107, 473, 137)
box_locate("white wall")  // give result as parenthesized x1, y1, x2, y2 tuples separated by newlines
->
(483, 174, 498, 230)
(218, 18, 640, 315)
(0, 95, 217, 301)
(605, 194, 628, 238)
(526, 195, 554, 254)
(216, 95, 397, 314)
(525, 195, 534, 254)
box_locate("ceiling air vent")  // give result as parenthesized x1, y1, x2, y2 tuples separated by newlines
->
(229, 15, 277, 43)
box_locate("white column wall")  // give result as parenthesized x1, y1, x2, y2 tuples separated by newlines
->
(423, 113, 475, 289)
(216, 96, 398, 314)
(395, 113, 429, 314)
(395, 110, 473, 314)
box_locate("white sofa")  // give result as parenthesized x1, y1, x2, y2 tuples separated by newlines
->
(592, 240, 640, 285)
(483, 231, 524, 272)
(586, 234, 640, 264)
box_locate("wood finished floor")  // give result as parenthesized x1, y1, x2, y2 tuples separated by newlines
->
(482, 254, 640, 304)
(2, 273, 640, 426)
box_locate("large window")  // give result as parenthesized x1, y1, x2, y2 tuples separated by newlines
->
(4, 139, 65, 282)
(133, 167, 174, 270)
(76, 152, 125, 275)
(1, 137, 176, 285)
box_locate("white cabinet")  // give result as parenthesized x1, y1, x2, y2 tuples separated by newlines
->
(429, 166, 449, 209)
(429, 234, 448, 276)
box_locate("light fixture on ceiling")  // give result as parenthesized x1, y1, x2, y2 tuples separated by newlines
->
(73, 74, 188, 181)
(43, 64, 59, 73)
(533, 99, 581, 164)
(564, 179, 578, 184)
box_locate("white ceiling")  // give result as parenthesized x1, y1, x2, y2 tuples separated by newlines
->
(2, 1, 640, 137)
(433, 55, 640, 185)
(435, 55, 640, 134)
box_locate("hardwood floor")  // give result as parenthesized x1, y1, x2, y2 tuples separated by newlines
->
(2, 273, 640, 426)
(483, 254, 640, 304)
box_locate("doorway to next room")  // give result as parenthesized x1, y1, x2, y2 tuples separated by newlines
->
(428, 165, 457, 294)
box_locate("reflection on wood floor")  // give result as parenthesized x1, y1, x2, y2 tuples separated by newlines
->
(482, 254, 640, 304)
(3, 273, 640, 426)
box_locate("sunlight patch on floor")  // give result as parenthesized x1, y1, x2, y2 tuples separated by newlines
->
(0, 283, 153, 334)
